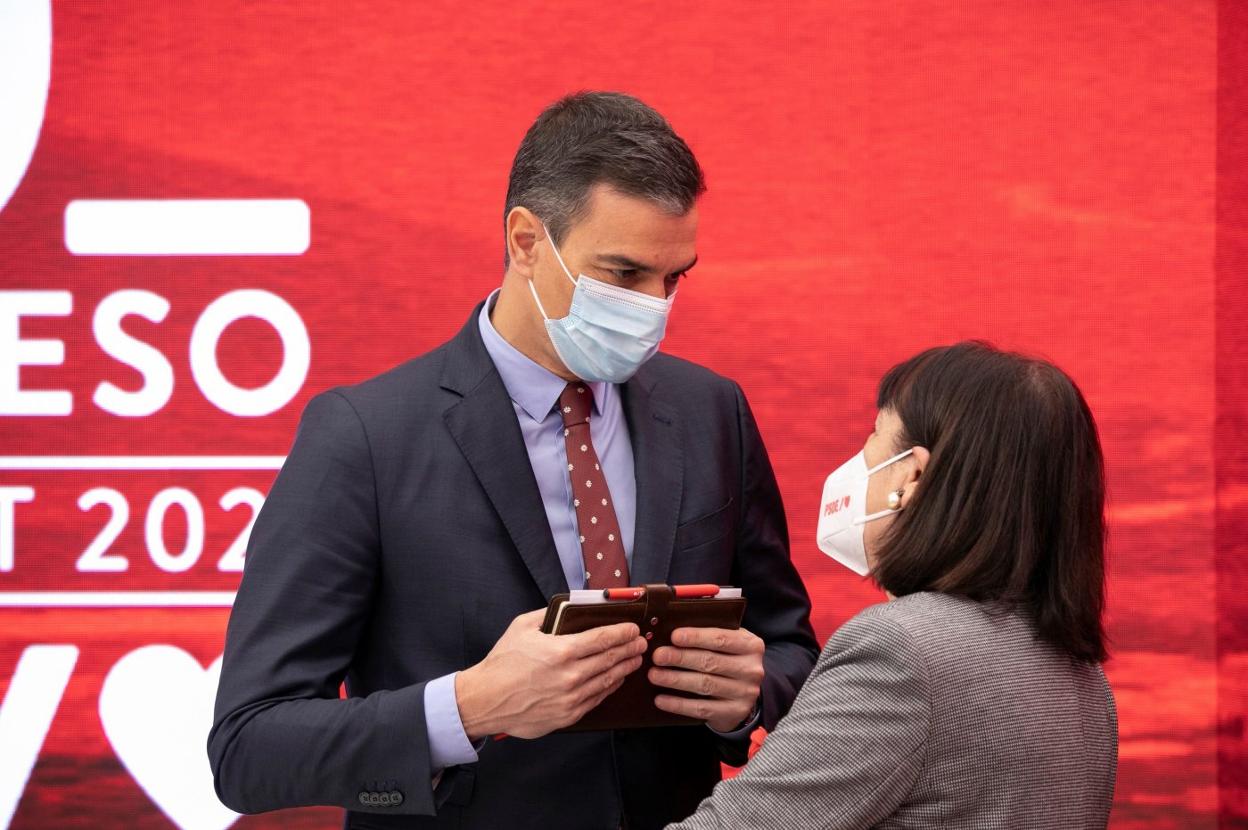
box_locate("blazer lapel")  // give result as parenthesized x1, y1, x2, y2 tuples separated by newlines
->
(621, 366, 684, 586)
(440, 303, 569, 600)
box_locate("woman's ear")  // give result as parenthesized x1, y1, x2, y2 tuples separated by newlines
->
(506, 206, 542, 278)
(898, 446, 930, 509)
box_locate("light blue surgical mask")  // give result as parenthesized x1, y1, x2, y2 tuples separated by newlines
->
(528, 224, 675, 383)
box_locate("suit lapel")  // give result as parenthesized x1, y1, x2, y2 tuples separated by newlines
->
(621, 367, 684, 585)
(440, 304, 569, 600)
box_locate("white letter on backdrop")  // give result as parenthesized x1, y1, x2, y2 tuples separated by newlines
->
(0, 291, 71, 416)
(0, 645, 79, 829)
(189, 290, 309, 417)
(92, 290, 174, 417)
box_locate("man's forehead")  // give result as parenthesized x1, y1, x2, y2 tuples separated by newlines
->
(570, 186, 698, 264)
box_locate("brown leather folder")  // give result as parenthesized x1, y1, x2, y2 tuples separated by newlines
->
(540, 584, 747, 731)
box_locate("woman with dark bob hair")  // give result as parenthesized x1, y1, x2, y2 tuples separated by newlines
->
(669, 341, 1117, 830)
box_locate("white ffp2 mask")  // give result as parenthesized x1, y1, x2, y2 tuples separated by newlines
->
(816, 448, 914, 575)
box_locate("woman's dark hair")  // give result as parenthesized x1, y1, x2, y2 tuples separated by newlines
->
(870, 341, 1108, 663)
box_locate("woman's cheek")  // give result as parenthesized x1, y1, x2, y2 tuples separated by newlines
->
(862, 515, 893, 570)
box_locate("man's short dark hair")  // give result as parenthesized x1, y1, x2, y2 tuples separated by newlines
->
(870, 341, 1109, 663)
(503, 91, 705, 266)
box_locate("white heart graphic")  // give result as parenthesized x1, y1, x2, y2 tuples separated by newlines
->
(99, 646, 239, 830)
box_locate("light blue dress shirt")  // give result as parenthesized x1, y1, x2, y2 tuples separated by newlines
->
(423, 290, 637, 773)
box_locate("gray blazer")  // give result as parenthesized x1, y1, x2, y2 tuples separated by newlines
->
(669, 592, 1117, 830)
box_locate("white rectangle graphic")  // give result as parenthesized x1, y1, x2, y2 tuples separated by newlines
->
(64, 199, 310, 255)
(0, 456, 286, 470)
(0, 592, 236, 607)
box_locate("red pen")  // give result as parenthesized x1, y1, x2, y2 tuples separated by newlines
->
(602, 587, 646, 601)
(601, 585, 723, 600)
(673, 584, 721, 599)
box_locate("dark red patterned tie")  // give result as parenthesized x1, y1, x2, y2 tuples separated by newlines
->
(559, 382, 629, 588)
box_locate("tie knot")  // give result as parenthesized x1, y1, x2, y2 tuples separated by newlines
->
(559, 382, 593, 426)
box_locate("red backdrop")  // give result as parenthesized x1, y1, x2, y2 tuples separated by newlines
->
(1, 2, 1245, 828)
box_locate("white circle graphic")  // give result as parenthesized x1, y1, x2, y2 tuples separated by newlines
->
(0, 0, 52, 215)
(189, 289, 312, 417)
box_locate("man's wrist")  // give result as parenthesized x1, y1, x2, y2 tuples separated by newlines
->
(454, 665, 489, 742)
(736, 699, 761, 730)
(709, 698, 761, 737)
(425, 672, 482, 773)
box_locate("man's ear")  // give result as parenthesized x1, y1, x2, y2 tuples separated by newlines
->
(506, 207, 543, 278)
(898, 446, 930, 509)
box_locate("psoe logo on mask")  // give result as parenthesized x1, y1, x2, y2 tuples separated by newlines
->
(0, 0, 52, 216)
(823, 495, 851, 517)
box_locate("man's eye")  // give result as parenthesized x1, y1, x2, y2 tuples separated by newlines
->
(667, 271, 687, 283)
(612, 269, 637, 280)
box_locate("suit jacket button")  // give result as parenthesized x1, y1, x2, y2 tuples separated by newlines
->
(379, 791, 393, 807)
(368, 792, 380, 806)
(358, 792, 369, 806)
(389, 790, 403, 806)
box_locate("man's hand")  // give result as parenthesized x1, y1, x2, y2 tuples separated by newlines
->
(648, 626, 765, 733)
(455, 609, 647, 741)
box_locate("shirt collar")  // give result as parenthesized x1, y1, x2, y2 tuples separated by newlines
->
(478, 288, 607, 423)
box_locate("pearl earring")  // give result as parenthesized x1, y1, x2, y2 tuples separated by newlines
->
(887, 489, 903, 509)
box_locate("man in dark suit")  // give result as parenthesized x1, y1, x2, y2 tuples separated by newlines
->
(208, 91, 818, 830)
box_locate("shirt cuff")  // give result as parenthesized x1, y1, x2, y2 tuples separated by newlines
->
(424, 672, 481, 773)
(707, 699, 761, 740)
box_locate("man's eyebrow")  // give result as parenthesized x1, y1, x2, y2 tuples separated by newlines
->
(596, 253, 653, 272)
(596, 253, 699, 274)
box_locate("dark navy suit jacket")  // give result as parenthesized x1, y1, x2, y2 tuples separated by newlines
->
(208, 302, 818, 830)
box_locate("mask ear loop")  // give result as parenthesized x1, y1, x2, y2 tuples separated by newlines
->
(540, 222, 580, 287)
(865, 448, 914, 476)
(855, 505, 903, 525)
(528, 222, 579, 321)
(853, 449, 916, 525)
(529, 222, 581, 322)
(527, 278, 551, 321)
